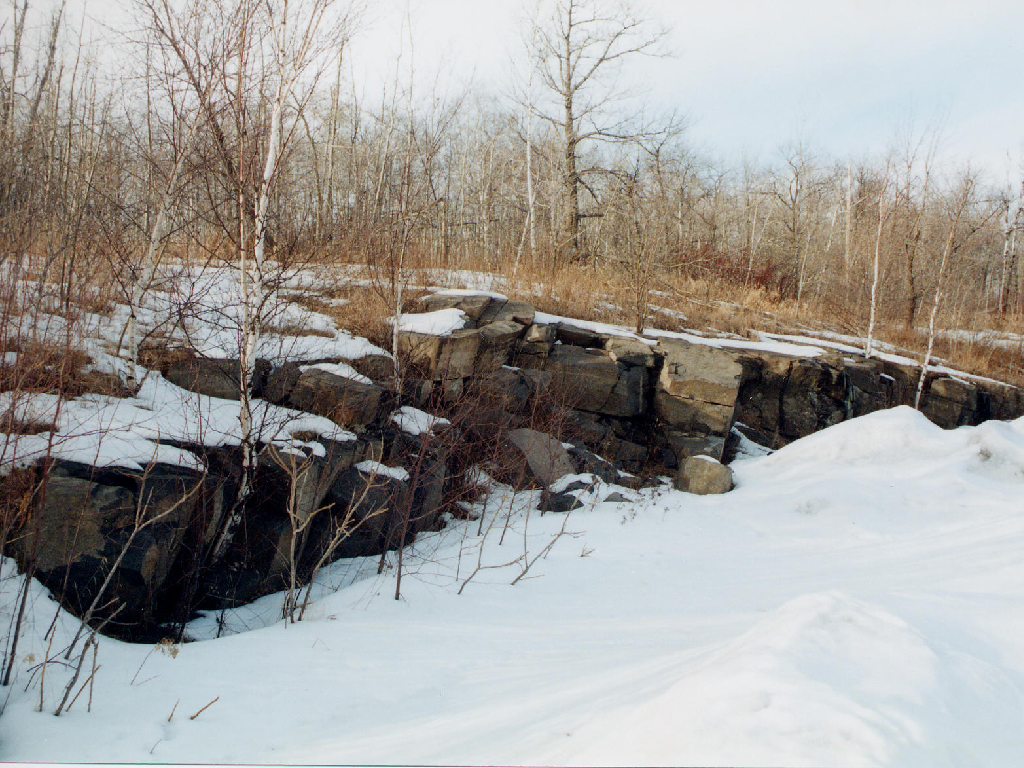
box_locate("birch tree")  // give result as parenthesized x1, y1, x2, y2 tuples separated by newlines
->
(915, 174, 978, 409)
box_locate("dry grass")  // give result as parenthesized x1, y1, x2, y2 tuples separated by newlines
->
(0, 342, 129, 398)
(397, 247, 1024, 387)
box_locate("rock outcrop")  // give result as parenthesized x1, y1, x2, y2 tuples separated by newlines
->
(13, 290, 1024, 640)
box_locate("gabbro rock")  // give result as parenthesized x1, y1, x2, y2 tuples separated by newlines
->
(479, 298, 535, 327)
(507, 428, 575, 487)
(544, 345, 647, 418)
(922, 375, 980, 427)
(654, 338, 742, 460)
(421, 293, 494, 323)
(288, 367, 383, 428)
(397, 327, 481, 380)
(476, 320, 527, 373)
(165, 357, 271, 401)
(16, 458, 221, 627)
(657, 338, 743, 406)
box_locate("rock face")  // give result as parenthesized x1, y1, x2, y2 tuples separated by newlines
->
(543, 345, 648, 418)
(397, 328, 481, 380)
(674, 455, 734, 495)
(652, 339, 743, 461)
(16, 459, 223, 627)
(165, 357, 270, 401)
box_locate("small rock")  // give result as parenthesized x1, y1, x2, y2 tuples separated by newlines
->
(539, 490, 584, 513)
(674, 455, 733, 495)
(602, 492, 631, 504)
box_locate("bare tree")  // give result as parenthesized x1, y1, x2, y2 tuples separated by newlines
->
(915, 173, 981, 409)
(527, 0, 667, 260)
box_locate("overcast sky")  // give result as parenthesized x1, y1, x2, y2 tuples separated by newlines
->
(344, 0, 1024, 179)
(28, 0, 1023, 179)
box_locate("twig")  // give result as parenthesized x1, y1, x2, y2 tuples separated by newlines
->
(38, 629, 55, 712)
(189, 695, 219, 720)
(65, 664, 101, 713)
(168, 698, 179, 722)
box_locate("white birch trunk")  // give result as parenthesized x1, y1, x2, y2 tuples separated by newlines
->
(915, 185, 971, 410)
(866, 162, 891, 358)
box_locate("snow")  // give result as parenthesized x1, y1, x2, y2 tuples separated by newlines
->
(300, 361, 372, 384)
(768, 331, 1015, 386)
(390, 405, 450, 436)
(353, 460, 411, 482)
(0, 371, 356, 474)
(429, 287, 509, 301)
(531, 310, 830, 358)
(5, 408, 1024, 765)
(390, 308, 468, 336)
(646, 327, 828, 357)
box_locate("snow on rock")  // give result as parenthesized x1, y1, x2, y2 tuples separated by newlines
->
(430, 287, 509, 301)
(0, 371, 355, 474)
(533, 310, 657, 345)
(300, 361, 372, 384)
(354, 460, 410, 482)
(390, 405, 450, 436)
(390, 308, 469, 336)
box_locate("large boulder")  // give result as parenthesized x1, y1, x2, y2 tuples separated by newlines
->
(397, 328, 481, 380)
(655, 338, 742, 456)
(779, 358, 847, 439)
(347, 354, 396, 382)
(843, 359, 896, 419)
(421, 293, 495, 323)
(565, 443, 620, 484)
(288, 367, 383, 428)
(734, 348, 846, 444)
(605, 336, 658, 368)
(165, 357, 270, 401)
(553, 322, 607, 348)
(657, 339, 743, 407)
(479, 298, 535, 327)
(921, 375, 980, 428)
(507, 428, 575, 486)
(323, 463, 411, 558)
(15, 459, 217, 630)
(475, 320, 527, 373)
(481, 366, 552, 413)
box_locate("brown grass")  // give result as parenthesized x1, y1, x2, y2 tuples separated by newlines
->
(0, 342, 129, 398)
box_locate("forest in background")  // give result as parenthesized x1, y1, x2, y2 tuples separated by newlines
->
(1, 0, 1022, 380)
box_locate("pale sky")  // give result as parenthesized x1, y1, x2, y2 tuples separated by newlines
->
(19, 0, 1024, 178)
(345, 0, 1024, 178)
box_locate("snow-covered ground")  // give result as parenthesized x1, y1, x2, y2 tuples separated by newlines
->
(3, 406, 1024, 766)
